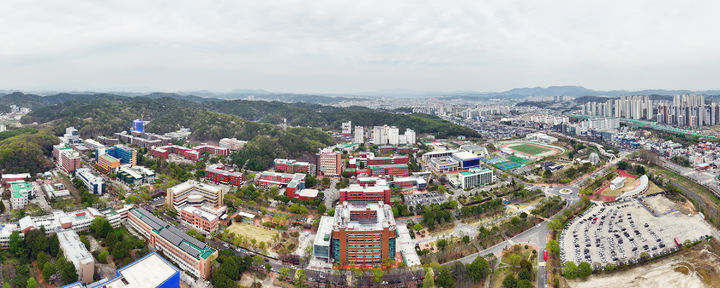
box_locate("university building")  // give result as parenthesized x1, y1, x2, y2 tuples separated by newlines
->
(314, 202, 398, 266)
(126, 207, 217, 279)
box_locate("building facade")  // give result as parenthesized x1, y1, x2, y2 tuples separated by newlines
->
(204, 164, 243, 186)
(165, 181, 223, 210)
(58, 230, 95, 284)
(314, 202, 398, 266)
(316, 151, 342, 177)
(458, 168, 494, 189)
(339, 184, 391, 204)
(76, 168, 106, 195)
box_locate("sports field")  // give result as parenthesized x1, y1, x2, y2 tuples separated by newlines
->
(499, 140, 565, 158)
(227, 222, 277, 243)
(509, 144, 551, 155)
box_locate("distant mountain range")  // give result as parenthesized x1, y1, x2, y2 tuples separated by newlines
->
(3, 85, 720, 104)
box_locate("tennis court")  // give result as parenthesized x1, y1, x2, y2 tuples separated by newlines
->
(507, 156, 529, 164)
(485, 157, 507, 165)
(496, 161, 522, 171)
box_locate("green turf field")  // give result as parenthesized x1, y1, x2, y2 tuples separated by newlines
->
(509, 144, 551, 155)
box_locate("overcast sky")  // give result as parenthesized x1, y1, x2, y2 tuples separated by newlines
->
(2, 0, 720, 94)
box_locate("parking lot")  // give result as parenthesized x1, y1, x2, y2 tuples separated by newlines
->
(560, 195, 713, 268)
(404, 192, 447, 207)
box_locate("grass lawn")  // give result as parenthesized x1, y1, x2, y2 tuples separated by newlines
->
(510, 144, 551, 155)
(227, 222, 278, 244)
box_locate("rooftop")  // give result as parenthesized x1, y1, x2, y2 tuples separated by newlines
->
(168, 180, 221, 195)
(181, 206, 218, 221)
(370, 164, 408, 169)
(101, 154, 119, 162)
(57, 230, 94, 269)
(90, 252, 178, 288)
(314, 216, 335, 247)
(11, 181, 32, 199)
(333, 202, 396, 231)
(459, 168, 492, 176)
(2, 173, 31, 179)
(298, 189, 319, 198)
(130, 207, 215, 260)
(452, 151, 480, 161)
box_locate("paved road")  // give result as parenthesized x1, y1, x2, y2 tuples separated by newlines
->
(31, 181, 52, 212)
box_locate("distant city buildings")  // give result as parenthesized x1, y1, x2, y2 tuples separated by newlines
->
(341, 121, 352, 135)
(583, 94, 720, 128)
(353, 126, 364, 144)
(372, 125, 416, 145)
(583, 95, 653, 120)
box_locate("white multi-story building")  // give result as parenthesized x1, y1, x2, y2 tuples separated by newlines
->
(404, 129, 416, 145)
(388, 126, 400, 145)
(341, 121, 352, 135)
(75, 168, 106, 195)
(58, 230, 95, 284)
(353, 126, 364, 144)
(218, 138, 247, 151)
(10, 182, 33, 210)
(458, 168, 494, 189)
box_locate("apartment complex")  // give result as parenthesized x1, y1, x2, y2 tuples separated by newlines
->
(314, 202, 398, 266)
(339, 184, 391, 204)
(126, 207, 217, 279)
(316, 150, 342, 177)
(341, 121, 352, 135)
(353, 126, 364, 144)
(58, 230, 95, 284)
(372, 125, 416, 145)
(204, 164, 243, 186)
(165, 180, 223, 210)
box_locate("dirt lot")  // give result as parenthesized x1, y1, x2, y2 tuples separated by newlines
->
(227, 222, 278, 243)
(567, 240, 720, 288)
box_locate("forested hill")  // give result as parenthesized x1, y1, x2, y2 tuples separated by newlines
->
(204, 100, 480, 138)
(11, 91, 479, 138)
(20, 97, 334, 170)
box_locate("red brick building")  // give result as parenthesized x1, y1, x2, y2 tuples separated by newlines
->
(339, 184, 391, 204)
(324, 202, 398, 266)
(316, 151, 342, 177)
(274, 159, 311, 174)
(180, 206, 220, 233)
(204, 164, 243, 186)
(366, 164, 409, 178)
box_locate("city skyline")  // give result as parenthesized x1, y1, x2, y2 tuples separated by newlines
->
(2, 1, 720, 93)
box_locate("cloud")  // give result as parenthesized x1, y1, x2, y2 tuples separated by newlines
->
(1, 0, 719, 93)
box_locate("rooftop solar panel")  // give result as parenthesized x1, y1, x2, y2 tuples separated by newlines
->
(159, 228, 183, 246)
(180, 242, 201, 258)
